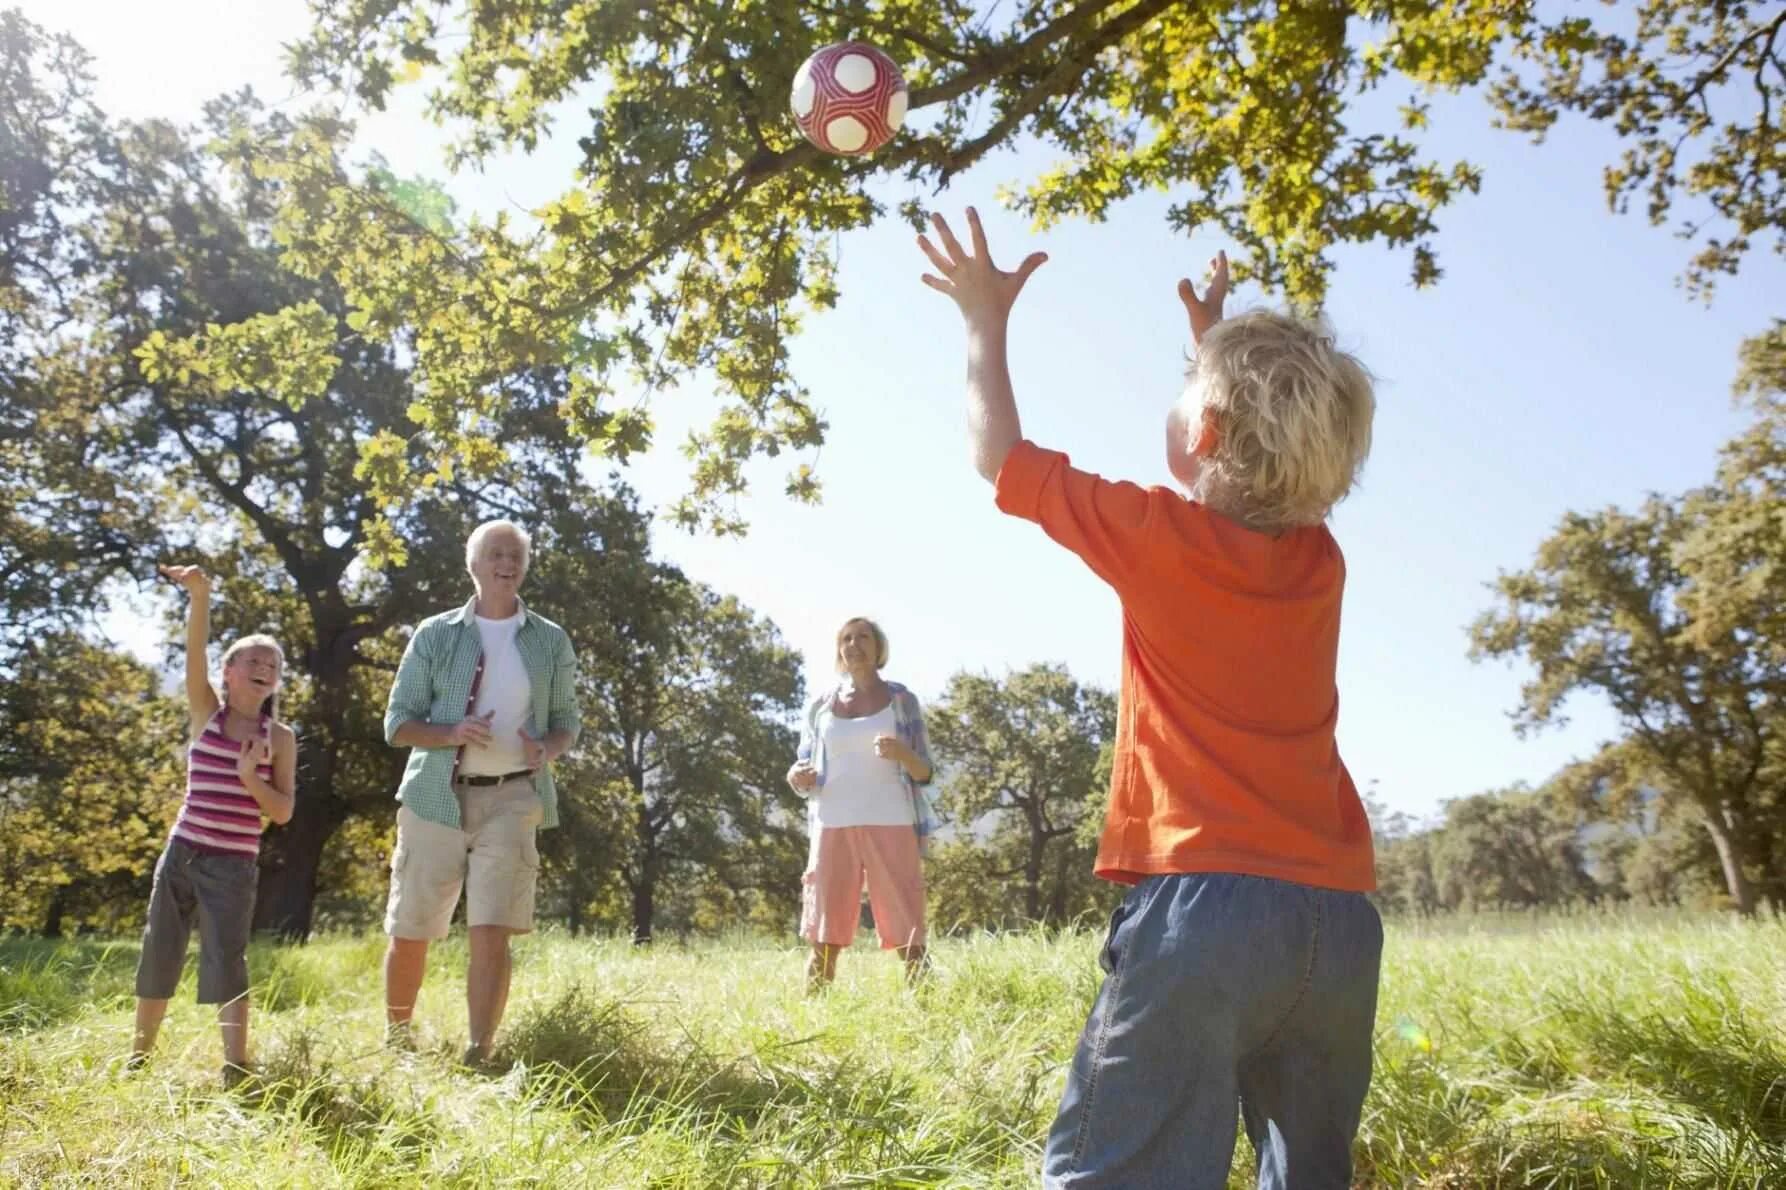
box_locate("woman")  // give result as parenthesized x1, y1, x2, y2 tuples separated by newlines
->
(130, 565, 296, 1087)
(788, 617, 938, 990)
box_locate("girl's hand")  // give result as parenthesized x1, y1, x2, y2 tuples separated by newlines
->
(237, 736, 271, 779)
(159, 564, 210, 596)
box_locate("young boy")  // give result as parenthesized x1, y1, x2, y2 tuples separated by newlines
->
(918, 209, 1380, 1189)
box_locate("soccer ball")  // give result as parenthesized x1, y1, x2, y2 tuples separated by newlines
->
(789, 42, 908, 156)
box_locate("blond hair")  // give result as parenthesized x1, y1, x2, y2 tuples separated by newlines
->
(835, 617, 890, 672)
(1184, 310, 1375, 531)
(221, 633, 285, 722)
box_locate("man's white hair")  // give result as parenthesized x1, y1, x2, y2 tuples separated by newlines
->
(465, 519, 533, 574)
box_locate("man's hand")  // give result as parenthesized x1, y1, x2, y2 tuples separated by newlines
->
(918, 207, 1047, 329)
(516, 728, 549, 769)
(447, 711, 494, 748)
(1177, 251, 1230, 349)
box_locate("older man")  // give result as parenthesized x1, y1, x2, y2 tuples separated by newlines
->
(381, 519, 579, 1064)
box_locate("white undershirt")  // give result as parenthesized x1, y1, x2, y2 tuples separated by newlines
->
(460, 613, 531, 776)
(812, 703, 912, 828)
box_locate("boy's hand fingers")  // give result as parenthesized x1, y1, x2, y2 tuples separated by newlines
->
(1012, 251, 1048, 289)
(1207, 252, 1230, 300)
(919, 273, 954, 295)
(966, 206, 989, 260)
(917, 235, 953, 275)
(930, 211, 966, 264)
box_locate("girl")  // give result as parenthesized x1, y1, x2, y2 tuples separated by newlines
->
(131, 565, 296, 1087)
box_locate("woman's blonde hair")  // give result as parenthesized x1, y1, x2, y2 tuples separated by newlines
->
(221, 634, 285, 722)
(1184, 310, 1375, 531)
(835, 617, 889, 672)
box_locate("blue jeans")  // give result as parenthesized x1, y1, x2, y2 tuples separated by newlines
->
(1043, 873, 1383, 1189)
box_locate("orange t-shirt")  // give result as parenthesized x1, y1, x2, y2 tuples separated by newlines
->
(995, 441, 1375, 892)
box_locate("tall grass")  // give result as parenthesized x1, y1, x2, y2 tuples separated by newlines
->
(2, 914, 1781, 1187)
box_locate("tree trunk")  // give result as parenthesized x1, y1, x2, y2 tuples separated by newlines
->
(631, 875, 655, 946)
(252, 729, 348, 940)
(566, 880, 586, 936)
(253, 617, 361, 940)
(629, 761, 656, 945)
(253, 790, 345, 939)
(1046, 846, 1072, 925)
(1024, 815, 1045, 923)
(41, 886, 67, 938)
(1703, 807, 1756, 916)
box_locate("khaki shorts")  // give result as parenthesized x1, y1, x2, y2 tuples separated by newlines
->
(384, 777, 543, 939)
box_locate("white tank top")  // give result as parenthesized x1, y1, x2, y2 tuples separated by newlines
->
(813, 703, 912, 828)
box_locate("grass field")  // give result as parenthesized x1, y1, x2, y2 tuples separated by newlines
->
(2, 912, 1783, 1187)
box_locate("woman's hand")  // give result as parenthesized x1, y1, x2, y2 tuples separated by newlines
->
(874, 734, 915, 767)
(788, 761, 819, 792)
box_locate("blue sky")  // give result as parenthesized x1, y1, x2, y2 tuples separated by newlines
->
(30, 0, 1781, 821)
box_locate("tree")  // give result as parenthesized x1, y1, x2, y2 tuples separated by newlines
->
(1372, 832, 1443, 917)
(0, 637, 185, 934)
(1475, 337, 1786, 914)
(1488, 4, 1786, 304)
(545, 533, 806, 944)
(131, 0, 1778, 541)
(0, 15, 658, 936)
(1361, 783, 1442, 916)
(1546, 743, 1730, 908)
(1470, 426, 1786, 913)
(928, 664, 1116, 927)
(0, 13, 164, 655)
(1580, 795, 1724, 908)
(1426, 787, 1597, 911)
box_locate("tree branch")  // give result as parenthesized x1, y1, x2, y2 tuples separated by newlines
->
(153, 390, 312, 585)
(540, 0, 1149, 321)
(936, 0, 1179, 185)
(1683, 10, 1786, 107)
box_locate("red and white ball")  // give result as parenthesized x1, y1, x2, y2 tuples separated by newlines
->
(790, 42, 908, 156)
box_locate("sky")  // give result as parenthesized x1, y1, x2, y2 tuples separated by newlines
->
(24, 1, 1783, 823)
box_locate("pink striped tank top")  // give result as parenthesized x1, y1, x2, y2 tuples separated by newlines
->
(170, 708, 273, 857)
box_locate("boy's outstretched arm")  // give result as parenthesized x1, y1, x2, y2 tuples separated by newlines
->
(918, 208, 1047, 484)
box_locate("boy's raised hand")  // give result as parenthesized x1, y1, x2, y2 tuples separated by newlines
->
(1177, 250, 1229, 348)
(918, 207, 1047, 326)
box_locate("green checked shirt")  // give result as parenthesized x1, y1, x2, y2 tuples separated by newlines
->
(383, 596, 581, 830)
